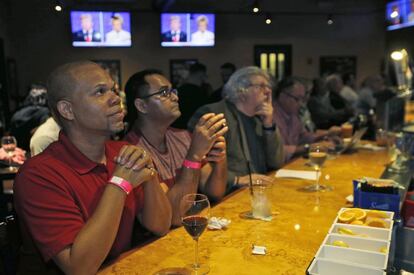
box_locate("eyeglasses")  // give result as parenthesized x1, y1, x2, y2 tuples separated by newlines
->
(138, 86, 178, 100)
(248, 83, 272, 91)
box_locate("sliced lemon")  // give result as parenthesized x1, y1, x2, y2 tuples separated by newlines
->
(331, 240, 349, 248)
(379, 246, 388, 253)
(338, 210, 355, 223)
(338, 227, 355, 235)
(350, 220, 364, 225)
(365, 218, 388, 228)
(351, 208, 367, 221)
(367, 210, 388, 219)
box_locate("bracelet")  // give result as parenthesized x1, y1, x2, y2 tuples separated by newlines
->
(262, 123, 276, 131)
(182, 159, 202, 169)
(108, 176, 133, 195)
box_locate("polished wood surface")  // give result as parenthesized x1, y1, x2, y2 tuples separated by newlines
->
(99, 149, 390, 275)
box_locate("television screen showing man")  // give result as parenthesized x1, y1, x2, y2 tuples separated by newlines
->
(72, 13, 102, 43)
(161, 15, 187, 43)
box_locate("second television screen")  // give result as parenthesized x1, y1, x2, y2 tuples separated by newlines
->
(161, 13, 215, 47)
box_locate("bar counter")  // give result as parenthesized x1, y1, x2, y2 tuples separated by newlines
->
(99, 148, 390, 275)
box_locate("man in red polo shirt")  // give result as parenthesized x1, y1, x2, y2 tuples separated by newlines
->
(13, 61, 172, 274)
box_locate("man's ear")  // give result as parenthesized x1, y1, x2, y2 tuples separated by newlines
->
(56, 100, 74, 121)
(135, 98, 148, 114)
(238, 88, 248, 102)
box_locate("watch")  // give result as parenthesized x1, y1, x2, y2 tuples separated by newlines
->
(262, 123, 276, 131)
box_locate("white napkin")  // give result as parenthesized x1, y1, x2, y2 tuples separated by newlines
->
(208, 217, 231, 230)
(356, 143, 386, 151)
(275, 169, 319, 180)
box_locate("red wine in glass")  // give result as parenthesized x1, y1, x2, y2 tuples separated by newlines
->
(182, 215, 208, 240)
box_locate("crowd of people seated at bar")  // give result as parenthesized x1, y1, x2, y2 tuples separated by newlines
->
(0, 59, 397, 274)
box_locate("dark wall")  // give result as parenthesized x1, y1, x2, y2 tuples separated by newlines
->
(4, 0, 386, 97)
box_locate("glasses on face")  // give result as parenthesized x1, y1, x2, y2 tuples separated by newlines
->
(283, 92, 305, 104)
(248, 83, 272, 91)
(138, 86, 178, 100)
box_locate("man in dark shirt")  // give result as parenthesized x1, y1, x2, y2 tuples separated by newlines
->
(172, 62, 211, 129)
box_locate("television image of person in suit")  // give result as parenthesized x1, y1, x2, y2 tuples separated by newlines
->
(72, 14, 102, 42)
(162, 15, 187, 42)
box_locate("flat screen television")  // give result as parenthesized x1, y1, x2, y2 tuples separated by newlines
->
(70, 11, 131, 47)
(386, 0, 414, 31)
(161, 13, 215, 47)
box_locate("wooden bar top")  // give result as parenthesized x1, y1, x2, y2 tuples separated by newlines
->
(99, 149, 390, 275)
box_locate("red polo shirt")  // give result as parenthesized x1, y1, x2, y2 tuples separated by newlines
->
(14, 132, 144, 262)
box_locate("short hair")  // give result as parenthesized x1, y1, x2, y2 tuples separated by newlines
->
(220, 62, 236, 72)
(111, 14, 124, 24)
(326, 74, 342, 92)
(273, 77, 304, 99)
(222, 66, 271, 104)
(197, 15, 208, 24)
(124, 69, 164, 126)
(80, 14, 92, 21)
(47, 61, 101, 127)
(170, 15, 180, 22)
(189, 62, 207, 75)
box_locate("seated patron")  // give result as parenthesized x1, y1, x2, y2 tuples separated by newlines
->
(273, 77, 340, 161)
(308, 77, 351, 129)
(188, 66, 285, 191)
(124, 70, 228, 225)
(14, 61, 171, 274)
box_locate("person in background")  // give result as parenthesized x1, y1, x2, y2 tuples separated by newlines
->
(273, 77, 340, 162)
(124, 69, 227, 225)
(72, 14, 102, 42)
(173, 62, 211, 129)
(162, 15, 187, 42)
(326, 74, 355, 115)
(210, 62, 236, 103)
(308, 77, 352, 129)
(191, 15, 215, 45)
(105, 14, 131, 44)
(29, 116, 61, 156)
(10, 84, 50, 151)
(339, 72, 359, 107)
(14, 61, 171, 274)
(356, 75, 385, 115)
(188, 66, 284, 192)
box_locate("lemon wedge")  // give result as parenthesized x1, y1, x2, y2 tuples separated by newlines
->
(350, 220, 364, 225)
(379, 246, 388, 253)
(332, 240, 349, 248)
(338, 227, 355, 235)
(365, 218, 388, 228)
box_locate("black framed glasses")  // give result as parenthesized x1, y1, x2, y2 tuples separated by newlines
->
(283, 92, 305, 103)
(138, 86, 178, 99)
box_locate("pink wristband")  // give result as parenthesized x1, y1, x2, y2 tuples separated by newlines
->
(183, 159, 202, 169)
(108, 176, 133, 195)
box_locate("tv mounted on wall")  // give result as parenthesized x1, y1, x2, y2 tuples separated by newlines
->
(161, 13, 215, 47)
(386, 0, 414, 31)
(70, 11, 132, 47)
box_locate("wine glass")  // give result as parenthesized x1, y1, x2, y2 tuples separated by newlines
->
(305, 144, 332, 192)
(180, 193, 210, 274)
(1, 136, 17, 171)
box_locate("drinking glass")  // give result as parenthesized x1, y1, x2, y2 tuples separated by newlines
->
(180, 193, 210, 274)
(1, 136, 17, 171)
(251, 180, 272, 219)
(305, 144, 332, 191)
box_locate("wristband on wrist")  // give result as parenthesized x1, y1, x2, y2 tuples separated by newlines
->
(108, 176, 133, 195)
(183, 159, 202, 169)
(262, 123, 276, 131)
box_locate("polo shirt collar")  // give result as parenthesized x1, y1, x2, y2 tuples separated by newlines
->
(57, 131, 109, 175)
